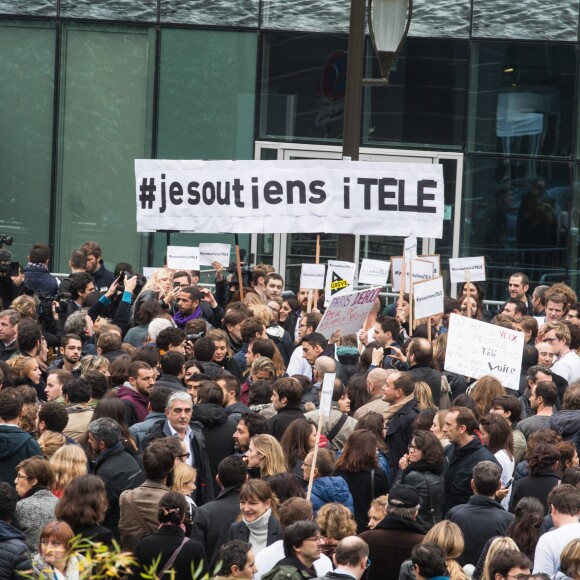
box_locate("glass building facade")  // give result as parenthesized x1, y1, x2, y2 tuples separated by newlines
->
(1, 1, 579, 298)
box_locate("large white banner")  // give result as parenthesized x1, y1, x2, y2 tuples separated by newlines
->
(317, 287, 382, 339)
(444, 314, 524, 392)
(135, 160, 444, 237)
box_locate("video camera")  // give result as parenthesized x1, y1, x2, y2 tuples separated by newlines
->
(227, 249, 254, 290)
(0, 234, 13, 248)
(117, 270, 147, 295)
(37, 293, 72, 322)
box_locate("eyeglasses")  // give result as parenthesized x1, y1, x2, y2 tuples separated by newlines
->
(365, 558, 372, 570)
(305, 535, 322, 543)
(299, 323, 309, 329)
(15, 474, 31, 480)
(179, 452, 191, 459)
(301, 462, 312, 468)
(408, 444, 418, 451)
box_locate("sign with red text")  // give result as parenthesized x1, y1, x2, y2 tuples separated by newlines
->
(444, 314, 524, 391)
(135, 159, 444, 236)
(317, 287, 382, 339)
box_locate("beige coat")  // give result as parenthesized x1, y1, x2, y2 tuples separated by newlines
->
(63, 405, 94, 443)
(353, 394, 390, 421)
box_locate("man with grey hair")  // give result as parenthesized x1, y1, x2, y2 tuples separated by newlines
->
(142, 391, 214, 505)
(0, 309, 20, 361)
(447, 461, 514, 566)
(64, 308, 97, 355)
(146, 317, 174, 345)
(88, 417, 144, 538)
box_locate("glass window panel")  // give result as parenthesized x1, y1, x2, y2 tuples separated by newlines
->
(285, 234, 338, 290)
(261, 0, 350, 33)
(467, 42, 576, 158)
(55, 25, 154, 273)
(0, 21, 55, 261)
(463, 156, 573, 301)
(260, 32, 348, 144)
(60, 0, 157, 21)
(409, 0, 470, 38)
(0, 1, 56, 16)
(160, 0, 259, 27)
(364, 39, 468, 149)
(472, 0, 579, 41)
(157, 29, 257, 161)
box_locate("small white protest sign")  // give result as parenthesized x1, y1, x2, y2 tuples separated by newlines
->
(198, 243, 231, 268)
(413, 277, 444, 319)
(142, 267, 157, 279)
(300, 263, 326, 290)
(359, 259, 390, 286)
(444, 313, 524, 392)
(449, 256, 486, 283)
(325, 260, 356, 305)
(317, 287, 382, 339)
(320, 372, 336, 417)
(390, 257, 434, 292)
(404, 236, 417, 262)
(166, 246, 200, 270)
(418, 254, 440, 278)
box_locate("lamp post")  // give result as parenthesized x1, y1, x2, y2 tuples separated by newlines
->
(338, 0, 412, 261)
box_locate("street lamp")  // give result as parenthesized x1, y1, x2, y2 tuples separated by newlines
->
(338, 0, 412, 260)
(368, 0, 413, 83)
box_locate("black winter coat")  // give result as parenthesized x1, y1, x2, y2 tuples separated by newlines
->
(408, 365, 442, 406)
(444, 437, 500, 514)
(267, 406, 304, 440)
(509, 470, 560, 514)
(0, 426, 42, 485)
(385, 398, 420, 478)
(130, 525, 207, 580)
(228, 514, 283, 546)
(92, 442, 144, 538)
(0, 520, 31, 580)
(190, 404, 237, 497)
(191, 486, 241, 569)
(447, 495, 514, 566)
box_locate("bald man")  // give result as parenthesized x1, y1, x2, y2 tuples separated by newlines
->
(353, 367, 393, 420)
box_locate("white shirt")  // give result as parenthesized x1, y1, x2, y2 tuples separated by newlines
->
(286, 344, 313, 379)
(495, 449, 515, 510)
(167, 423, 193, 467)
(533, 522, 580, 576)
(254, 539, 333, 580)
(551, 350, 580, 383)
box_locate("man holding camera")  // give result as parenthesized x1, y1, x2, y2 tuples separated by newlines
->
(173, 286, 224, 330)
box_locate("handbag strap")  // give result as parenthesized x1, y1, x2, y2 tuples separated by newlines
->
(160, 537, 189, 575)
(327, 413, 349, 443)
(370, 468, 375, 499)
(423, 473, 436, 523)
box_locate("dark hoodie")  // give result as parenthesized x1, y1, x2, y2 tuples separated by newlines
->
(190, 404, 236, 496)
(0, 520, 31, 580)
(0, 425, 42, 485)
(117, 384, 149, 426)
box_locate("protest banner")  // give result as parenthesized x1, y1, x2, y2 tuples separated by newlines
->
(198, 243, 230, 267)
(449, 256, 486, 283)
(418, 254, 440, 277)
(404, 236, 417, 262)
(317, 287, 382, 339)
(135, 159, 445, 237)
(166, 246, 200, 270)
(358, 259, 390, 286)
(391, 257, 434, 292)
(320, 373, 337, 417)
(142, 267, 157, 279)
(300, 263, 326, 290)
(444, 313, 524, 392)
(413, 277, 444, 320)
(325, 261, 356, 305)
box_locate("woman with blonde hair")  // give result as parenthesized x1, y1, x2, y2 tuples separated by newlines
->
(431, 409, 450, 448)
(132, 267, 179, 321)
(559, 538, 580, 580)
(11, 295, 39, 319)
(7, 355, 42, 390)
(479, 537, 520, 580)
(49, 444, 88, 498)
(172, 461, 197, 516)
(79, 354, 110, 377)
(244, 434, 288, 477)
(469, 375, 506, 416)
(367, 495, 388, 529)
(38, 431, 67, 460)
(316, 502, 357, 558)
(399, 520, 468, 580)
(414, 381, 436, 410)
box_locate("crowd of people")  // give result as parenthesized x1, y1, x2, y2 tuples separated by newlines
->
(0, 240, 580, 579)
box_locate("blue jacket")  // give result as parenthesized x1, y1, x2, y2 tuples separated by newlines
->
(310, 476, 354, 515)
(0, 425, 42, 485)
(22, 265, 58, 296)
(0, 520, 31, 580)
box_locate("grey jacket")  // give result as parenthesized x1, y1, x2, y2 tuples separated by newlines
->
(129, 411, 166, 452)
(16, 489, 59, 551)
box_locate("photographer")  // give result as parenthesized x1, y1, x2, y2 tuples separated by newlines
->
(0, 247, 23, 310)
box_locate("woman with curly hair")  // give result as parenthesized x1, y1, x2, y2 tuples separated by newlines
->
(228, 480, 282, 556)
(367, 495, 388, 530)
(7, 355, 42, 391)
(509, 443, 560, 513)
(244, 434, 288, 478)
(49, 444, 88, 497)
(394, 430, 445, 531)
(55, 474, 113, 546)
(400, 520, 468, 580)
(335, 430, 390, 533)
(280, 418, 317, 486)
(316, 503, 357, 559)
